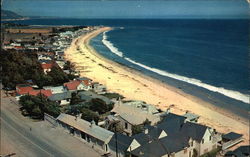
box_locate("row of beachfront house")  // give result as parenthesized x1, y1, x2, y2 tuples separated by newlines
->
(53, 99, 244, 157)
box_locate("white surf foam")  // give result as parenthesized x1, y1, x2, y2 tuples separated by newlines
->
(101, 32, 250, 104)
(102, 31, 123, 57)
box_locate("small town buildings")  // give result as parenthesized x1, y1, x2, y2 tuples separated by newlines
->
(16, 84, 34, 96)
(56, 113, 114, 153)
(48, 91, 72, 106)
(225, 145, 250, 157)
(221, 132, 243, 150)
(108, 133, 141, 157)
(78, 91, 112, 105)
(130, 113, 221, 157)
(43, 86, 66, 94)
(64, 80, 86, 91)
(110, 101, 161, 136)
(92, 82, 107, 94)
(182, 112, 200, 122)
(75, 77, 93, 91)
(16, 84, 52, 100)
(28, 89, 53, 97)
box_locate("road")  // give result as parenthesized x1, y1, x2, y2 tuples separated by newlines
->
(1, 90, 101, 157)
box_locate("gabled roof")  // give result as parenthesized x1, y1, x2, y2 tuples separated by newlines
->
(64, 80, 82, 90)
(108, 133, 133, 152)
(222, 132, 243, 141)
(133, 127, 166, 144)
(78, 91, 111, 104)
(183, 112, 200, 121)
(57, 113, 114, 143)
(49, 91, 72, 101)
(131, 140, 169, 157)
(226, 145, 250, 157)
(28, 89, 53, 97)
(111, 102, 160, 125)
(43, 86, 65, 94)
(16, 85, 34, 95)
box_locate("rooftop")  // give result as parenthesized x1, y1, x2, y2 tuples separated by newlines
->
(222, 132, 243, 141)
(57, 113, 114, 144)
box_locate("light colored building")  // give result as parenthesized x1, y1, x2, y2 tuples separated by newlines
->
(110, 101, 161, 136)
(57, 113, 114, 153)
(43, 86, 66, 94)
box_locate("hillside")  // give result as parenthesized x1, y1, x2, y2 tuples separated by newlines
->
(1, 10, 26, 20)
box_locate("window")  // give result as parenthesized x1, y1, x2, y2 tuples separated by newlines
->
(209, 136, 212, 141)
(202, 139, 204, 144)
(125, 122, 128, 129)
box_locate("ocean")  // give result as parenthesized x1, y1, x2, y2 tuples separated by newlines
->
(5, 18, 250, 119)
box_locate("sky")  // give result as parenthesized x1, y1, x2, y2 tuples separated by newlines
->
(2, 0, 249, 19)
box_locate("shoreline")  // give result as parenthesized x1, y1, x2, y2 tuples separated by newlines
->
(64, 27, 249, 145)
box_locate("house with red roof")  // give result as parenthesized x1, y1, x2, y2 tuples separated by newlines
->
(16, 84, 34, 96)
(64, 80, 89, 91)
(75, 77, 93, 91)
(16, 84, 52, 100)
(28, 89, 53, 98)
(41, 62, 54, 74)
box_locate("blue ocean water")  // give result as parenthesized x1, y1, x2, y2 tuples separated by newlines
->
(5, 19, 250, 118)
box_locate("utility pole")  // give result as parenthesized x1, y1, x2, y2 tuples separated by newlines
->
(115, 123, 118, 157)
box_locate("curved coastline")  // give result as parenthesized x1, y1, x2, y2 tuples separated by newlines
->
(64, 27, 249, 145)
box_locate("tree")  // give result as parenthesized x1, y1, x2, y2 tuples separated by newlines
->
(70, 93, 82, 105)
(81, 108, 99, 123)
(47, 66, 69, 85)
(109, 122, 124, 134)
(89, 98, 113, 114)
(19, 95, 60, 119)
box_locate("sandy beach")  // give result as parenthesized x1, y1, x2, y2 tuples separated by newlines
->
(64, 27, 249, 145)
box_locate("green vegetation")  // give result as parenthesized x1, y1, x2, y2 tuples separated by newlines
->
(101, 92, 124, 100)
(89, 98, 114, 114)
(80, 108, 99, 123)
(52, 26, 87, 33)
(0, 50, 42, 89)
(70, 92, 82, 105)
(109, 123, 124, 134)
(19, 95, 60, 119)
(0, 50, 69, 89)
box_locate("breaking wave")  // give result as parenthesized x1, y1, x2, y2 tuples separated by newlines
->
(101, 31, 249, 104)
(102, 31, 123, 57)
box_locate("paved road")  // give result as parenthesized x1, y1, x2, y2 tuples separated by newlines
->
(1, 91, 101, 157)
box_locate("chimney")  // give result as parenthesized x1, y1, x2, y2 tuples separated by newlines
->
(144, 128, 149, 134)
(76, 113, 82, 121)
(90, 120, 95, 127)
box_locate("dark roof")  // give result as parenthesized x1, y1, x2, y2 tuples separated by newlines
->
(49, 91, 72, 101)
(225, 145, 250, 157)
(108, 133, 133, 152)
(161, 113, 186, 123)
(131, 140, 169, 157)
(160, 134, 189, 153)
(157, 116, 207, 143)
(180, 121, 208, 142)
(222, 132, 243, 141)
(133, 127, 165, 144)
